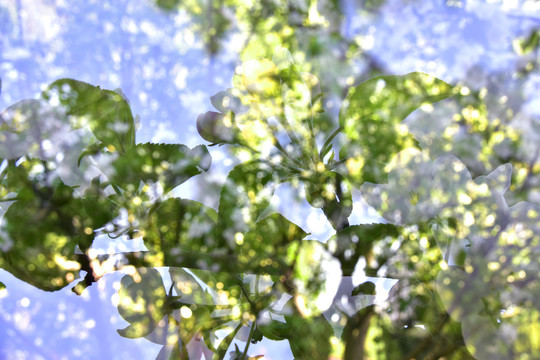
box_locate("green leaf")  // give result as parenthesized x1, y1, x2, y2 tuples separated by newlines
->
(0, 157, 118, 292)
(515, 30, 540, 55)
(241, 213, 307, 272)
(327, 224, 401, 276)
(215, 320, 245, 360)
(288, 240, 342, 316)
(250, 327, 264, 343)
(272, 46, 317, 155)
(117, 267, 168, 339)
(0, 99, 70, 160)
(217, 161, 276, 248)
(285, 312, 333, 360)
(352, 281, 376, 296)
(142, 198, 221, 269)
(141, 195, 304, 274)
(257, 319, 290, 341)
(319, 127, 342, 159)
(0, 281, 5, 290)
(170, 267, 243, 306)
(109, 143, 211, 193)
(338, 72, 453, 185)
(0, 178, 94, 291)
(41, 79, 136, 153)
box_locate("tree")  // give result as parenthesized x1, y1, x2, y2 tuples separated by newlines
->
(1, 45, 539, 360)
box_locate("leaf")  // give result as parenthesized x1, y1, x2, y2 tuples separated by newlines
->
(273, 46, 317, 153)
(0, 157, 118, 292)
(272, 46, 306, 102)
(215, 321, 245, 360)
(41, 79, 136, 153)
(352, 281, 376, 296)
(109, 143, 211, 193)
(327, 224, 401, 276)
(169, 267, 243, 307)
(217, 161, 276, 249)
(290, 240, 342, 315)
(0, 177, 94, 291)
(257, 319, 290, 341)
(117, 267, 168, 340)
(0, 281, 5, 290)
(169, 268, 209, 303)
(250, 327, 264, 343)
(241, 213, 307, 272)
(304, 170, 352, 230)
(515, 30, 540, 55)
(142, 196, 303, 274)
(320, 127, 342, 159)
(210, 89, 247, 115)
(285, 312, 333, 360)
(338, 72, 453, 185)
(362, 310, 435, 360)
(142, 198, 221, 269)
(0, 99, 70, 160)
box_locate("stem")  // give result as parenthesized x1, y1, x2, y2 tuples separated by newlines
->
(172, 315, 190, 360)
(255, 275, 260, 296)
(319, 126, 343, 159)
(272, 138, 296, 162)
(327, 157, 350, 171)
(276, 114, 302, 149)
(241, 318, 257, 360)
(240, 281, 255, 307)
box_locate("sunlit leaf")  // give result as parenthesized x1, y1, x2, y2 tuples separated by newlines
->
(514, 29, 540, 55)
(117, 267, 169, 340)
(289, 240, 342, 315)
(241, 213, 307, 272)
(109, 143, 211, 193)
(0, 168, 98, 291)
(339, 72, 453, 184)
(41, 78, 136, 153)
(169, 267, 241, 306)
(273, 46, 314, 137)
(217, 161, 276, 249)
(304, 170, 352, 230)
(142, 198, 219, 269)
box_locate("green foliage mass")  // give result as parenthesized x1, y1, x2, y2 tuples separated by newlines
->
(1, 43, 539, 360)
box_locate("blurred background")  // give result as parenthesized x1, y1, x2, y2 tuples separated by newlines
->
(1, 0, 539, 358)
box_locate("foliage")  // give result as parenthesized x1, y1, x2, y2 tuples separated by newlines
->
(1, 44, 539, 360)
